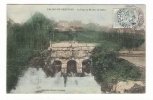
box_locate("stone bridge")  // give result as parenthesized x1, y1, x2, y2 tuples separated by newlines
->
(48, 42, 96, 74)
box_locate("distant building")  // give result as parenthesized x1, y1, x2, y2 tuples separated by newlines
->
(69, 20, 83, 28)
(57, 20, 69, 28)
(54, 20, 83, 31)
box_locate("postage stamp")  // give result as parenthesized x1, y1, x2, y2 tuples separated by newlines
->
(113, 7, 144, 28)
(7, 4, 145, 94)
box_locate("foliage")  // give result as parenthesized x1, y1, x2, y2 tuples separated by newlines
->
(92, 32, 144, 87)
(7, 12, 55, 92)
(101, 32, 145, 51)
(7, 48, 33, 92)
(22, 12, 55, 49)
(51, 31, 101, 43)
(91, 41, 142, 86)
(83, 23, 102, 31)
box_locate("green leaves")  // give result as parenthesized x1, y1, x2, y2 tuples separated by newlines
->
(7, 12, 56, 92)
(91, 41, 141, 86)
(91, 32, 143, 86)
(101, 32, 145, 50)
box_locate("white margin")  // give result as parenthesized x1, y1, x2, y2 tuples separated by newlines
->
(1, 0, 153, 100)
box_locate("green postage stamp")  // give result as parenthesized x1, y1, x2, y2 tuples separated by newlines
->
(7, 4, 145, 94)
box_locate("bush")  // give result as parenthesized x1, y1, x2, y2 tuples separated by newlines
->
(101, 32, 145, 51)
(90, 41, 141, 86)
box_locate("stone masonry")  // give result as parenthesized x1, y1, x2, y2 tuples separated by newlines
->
(48, 42, 96, 73)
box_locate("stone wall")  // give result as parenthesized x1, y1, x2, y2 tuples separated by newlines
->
(50, 44, 95, 73)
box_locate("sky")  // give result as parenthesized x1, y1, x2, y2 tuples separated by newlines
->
(7, 4, 146, 27)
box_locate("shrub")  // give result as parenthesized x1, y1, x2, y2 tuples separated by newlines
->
(90, 41, 141, 86)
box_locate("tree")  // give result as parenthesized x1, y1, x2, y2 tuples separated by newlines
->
(101, 32, 145, 52)
(7, 12, 55, 92)
(90, 41, 141, 91)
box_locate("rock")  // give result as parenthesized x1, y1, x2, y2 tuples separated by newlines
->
(112, 81, 145, 93)
(124, 83, 145, 93)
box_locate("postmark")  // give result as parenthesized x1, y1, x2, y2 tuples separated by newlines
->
(113, 7, 144, 28)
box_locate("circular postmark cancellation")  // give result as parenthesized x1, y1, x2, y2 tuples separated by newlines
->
(115, 7, 144, 28)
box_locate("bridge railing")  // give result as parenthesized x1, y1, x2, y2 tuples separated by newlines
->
(50, 46, 95, 51)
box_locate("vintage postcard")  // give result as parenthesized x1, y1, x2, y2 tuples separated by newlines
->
(7, 4, 145, 94)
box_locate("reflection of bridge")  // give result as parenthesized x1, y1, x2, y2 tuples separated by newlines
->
(48, 42, 96, 73)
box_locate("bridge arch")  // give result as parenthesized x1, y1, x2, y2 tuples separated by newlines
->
(82, 59, 91, 73)
(53, 60, 62, 73)
(67, 60, 77, 74)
